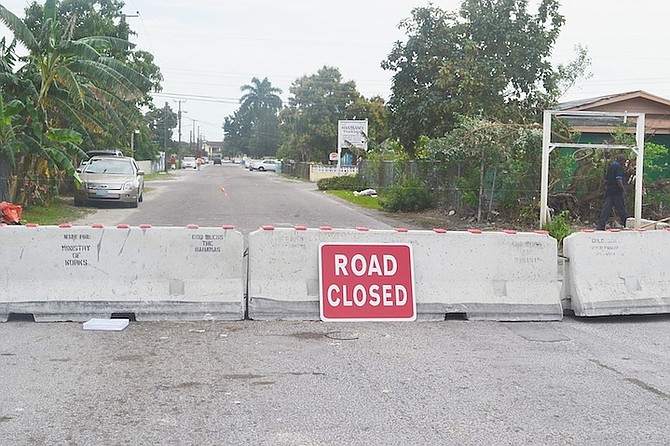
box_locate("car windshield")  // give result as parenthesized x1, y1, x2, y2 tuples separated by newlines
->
(84, 158, 134, 175)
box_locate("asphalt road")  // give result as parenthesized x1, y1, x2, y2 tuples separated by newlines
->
(70, 162, 416, 233)
(1, 317, 669, 445)
(2, 163, 669, 445)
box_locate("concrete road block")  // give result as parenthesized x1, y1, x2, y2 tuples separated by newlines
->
(0, 225, 245, 321)
(247, 227, 561, 321)
(563, 229, 670, 316)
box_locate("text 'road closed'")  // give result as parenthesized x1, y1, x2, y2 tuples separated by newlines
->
(319, 243, 416, 321)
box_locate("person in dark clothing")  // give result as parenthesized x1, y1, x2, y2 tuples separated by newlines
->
(596, 153, 628, 230)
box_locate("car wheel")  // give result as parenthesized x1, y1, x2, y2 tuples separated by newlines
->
(258, 166, 265, 171)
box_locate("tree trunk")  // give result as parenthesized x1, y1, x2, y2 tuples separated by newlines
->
(0, 155, 10, 202)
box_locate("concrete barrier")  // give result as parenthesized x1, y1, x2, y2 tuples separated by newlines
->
(563, 229, 670, 317)
(625, 217, 669, 230)
(247, 227, 561, 321)
(0, 224, 245, 321)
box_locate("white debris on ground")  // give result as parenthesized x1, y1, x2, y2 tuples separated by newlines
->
(353, 188, 377, 197)
(82, 318, 129, 331)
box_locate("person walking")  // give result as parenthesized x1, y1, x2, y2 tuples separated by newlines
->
(596, 153, 628, 230)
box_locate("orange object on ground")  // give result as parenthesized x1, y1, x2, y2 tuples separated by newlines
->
(0, 201, 22, 224)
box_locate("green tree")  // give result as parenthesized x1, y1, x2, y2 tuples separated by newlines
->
(382, 1, 588, 156)
(0, 0, 151, 202)
(425, 116, 543, 222)
(22, 0, 163, 143)
(278, 66, 362, 162)
(223, 77, 282, 158)
(145, 104, 177, 156)
(223, 110, 252, 156)
(239, 76, 282, 116)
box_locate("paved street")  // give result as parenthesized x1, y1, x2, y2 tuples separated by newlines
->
(3, 163, 669, 445)
(1, 316, 669, 445)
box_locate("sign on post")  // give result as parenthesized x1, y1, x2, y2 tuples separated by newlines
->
(337, 119, 368, 171)
(319, 243, 416, 321)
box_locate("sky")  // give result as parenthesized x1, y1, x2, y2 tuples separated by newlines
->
(2, 0, 670, 143)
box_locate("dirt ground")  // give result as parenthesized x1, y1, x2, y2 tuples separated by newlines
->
(389, 208, 544, 232)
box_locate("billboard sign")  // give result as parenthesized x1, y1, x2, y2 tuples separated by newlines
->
(338, 120, 368, 151)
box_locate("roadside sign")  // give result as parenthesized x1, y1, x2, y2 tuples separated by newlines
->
(319, 243, 416, 321)
(329, 152, 339, 161)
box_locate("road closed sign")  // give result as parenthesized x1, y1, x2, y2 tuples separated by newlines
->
(319, 243, 416, 321)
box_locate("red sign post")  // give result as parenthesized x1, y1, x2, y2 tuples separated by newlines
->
(319, 243, 416, 321)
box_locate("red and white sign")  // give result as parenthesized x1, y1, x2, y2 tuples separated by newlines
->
(319, 243, 416, 321)
(329, 152, 339, 161)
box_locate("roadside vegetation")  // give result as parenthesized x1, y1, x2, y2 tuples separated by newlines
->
(5, 0, 669, 234)
(326, 190, 381, 211)
(20, 197, 91, 225)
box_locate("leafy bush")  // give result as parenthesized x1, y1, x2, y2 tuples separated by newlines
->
(379, 178, 434, 212)
(317, 175, 367, 191)
(544, 210, 572, 244)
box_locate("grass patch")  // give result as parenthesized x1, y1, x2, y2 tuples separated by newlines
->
(144, 171, 175, 181)
(326, 190, 381, 210)
(20, 197, 93, 225)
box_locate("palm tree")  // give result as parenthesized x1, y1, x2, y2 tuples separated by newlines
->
(237, 77, 283, 157)
(240, 77, 283, 117)
(0, 0, 151, 203)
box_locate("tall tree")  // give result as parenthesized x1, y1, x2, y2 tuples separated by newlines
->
(223, 77, 282, 158)
(239, 76, 282, 116)
(22, 0, 163, 144)
(382, 1, 587, 156)
(0, 0, 151, 202)
(278, 66, 362, 162)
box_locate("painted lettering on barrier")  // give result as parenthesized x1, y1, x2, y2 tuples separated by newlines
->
(512, 240, 546, 264)
(61, 233, 92, 267)
(589, 237, 620, 257)
(319, 243, 416, 321)
(191, 233, 223, 253)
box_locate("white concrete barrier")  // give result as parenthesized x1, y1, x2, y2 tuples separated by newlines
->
(248, 227, 561, 321)
(563, 229, 670, 316)
(0, 224, 245, 321)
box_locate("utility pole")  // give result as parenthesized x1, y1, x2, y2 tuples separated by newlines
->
(176, 99, 185, 163)
(120, 11, 139, 40)
(192, 120, 197, 154)
(163, 101, 169, 172)
(177, 100, 183, 145)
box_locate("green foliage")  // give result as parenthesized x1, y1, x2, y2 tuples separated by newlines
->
(379, 178, 434, 212)
(278, 66, 363, 162)
(317, 175, 367, 191)
(641, 142, 668, 183)
(456, 176, 478, 209)
(327, 190, 381, 210)
(425, 116, 543, 220)
(543, 210, 573, 243)
(382, 1, 588, 155)
(0, 0, 157, 203)
(224, 77, 282, 158)
(21, 197, 91, 225)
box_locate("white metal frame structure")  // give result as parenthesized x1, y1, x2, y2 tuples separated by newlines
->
(540, 110, 645, 228)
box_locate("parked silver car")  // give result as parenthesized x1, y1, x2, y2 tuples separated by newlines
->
(74, 156, 145, 207)
(249, 159, 279, 171)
